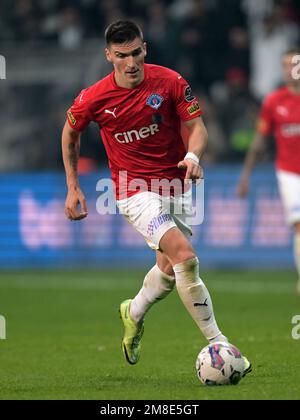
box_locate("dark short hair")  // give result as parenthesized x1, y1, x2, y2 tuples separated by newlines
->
(284, 47, 300, 56)
(105, 20, 144, 46)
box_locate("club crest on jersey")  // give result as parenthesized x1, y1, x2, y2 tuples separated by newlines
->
(146, 94, 164, 110)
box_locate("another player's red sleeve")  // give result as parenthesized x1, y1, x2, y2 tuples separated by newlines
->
(66, 89, 93, 132)
(172, 75, 203, 121)
(257, 95, 274, 136)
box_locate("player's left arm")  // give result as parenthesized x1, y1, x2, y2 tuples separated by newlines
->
(178, 116, 208, 182)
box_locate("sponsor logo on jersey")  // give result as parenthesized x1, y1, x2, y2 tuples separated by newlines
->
(104, 108, 117, 119)
(184, 86, 196, 102)
(114, 124, 160, 144)
(187, 102, 200, 115)
(146, 94, 164, 110)
(67, 110, 76, 125)
(281, 124, 300, 137)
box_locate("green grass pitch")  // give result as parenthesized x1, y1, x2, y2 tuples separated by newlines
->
(0, 269, 300, 400)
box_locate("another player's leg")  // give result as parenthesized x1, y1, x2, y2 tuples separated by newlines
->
(120, 254, 175, 364)
(294, 223, 300, 296)
(276, 171, 300, 295)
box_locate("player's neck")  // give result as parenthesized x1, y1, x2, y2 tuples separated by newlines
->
(114, 69, 145, 90)
(287, 82, 300, 94)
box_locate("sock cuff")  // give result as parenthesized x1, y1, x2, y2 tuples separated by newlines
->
(173, 257, 199, 274)
(154, 264, 175, 282)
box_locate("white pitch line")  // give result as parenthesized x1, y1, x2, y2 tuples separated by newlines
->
(0, 278, 295, 294)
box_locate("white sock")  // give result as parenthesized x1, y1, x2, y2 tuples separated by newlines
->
(130, 265, 175, 323)
(294, 234, 300, 281)
(173, 257, 228, 343)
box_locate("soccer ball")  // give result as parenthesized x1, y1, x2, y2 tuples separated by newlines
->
(196, 342, 245, 386)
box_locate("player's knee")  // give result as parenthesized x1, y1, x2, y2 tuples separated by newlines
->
(174, 239, 196, 266)
(176, 247, 196, 263)
(159, 228, 196, 265)
(157, 260, 174, 277)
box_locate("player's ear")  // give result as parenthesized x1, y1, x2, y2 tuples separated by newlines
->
(105, 47, 112, 63)
(143, 42, 147, 58)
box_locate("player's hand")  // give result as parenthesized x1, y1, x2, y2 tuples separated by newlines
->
(236, 176, 249, 198)
(64, 187, 88, 221)
(177, 159, 203, 184)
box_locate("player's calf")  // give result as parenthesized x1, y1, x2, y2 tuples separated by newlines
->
(173, 256, 228, 343)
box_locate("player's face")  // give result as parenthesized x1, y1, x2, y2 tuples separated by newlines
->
(105, 38, 147, 88)
(282, 53, 299, 85)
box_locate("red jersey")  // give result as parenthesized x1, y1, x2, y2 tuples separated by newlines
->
(67, 64, 203, 199)
(257, 87, 300, 175)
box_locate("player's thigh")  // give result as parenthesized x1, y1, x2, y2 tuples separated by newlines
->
(159, 226, 196, 266)
(294, 222, 300, 235)
(277, 170, 300, 226)
(117, 191, 177, 250)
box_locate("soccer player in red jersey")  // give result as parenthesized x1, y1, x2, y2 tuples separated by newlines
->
(62, 20, 251, 374)
(238, 48, 300, 295)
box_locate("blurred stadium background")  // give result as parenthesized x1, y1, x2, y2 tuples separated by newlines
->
(1, 0, 300, 270)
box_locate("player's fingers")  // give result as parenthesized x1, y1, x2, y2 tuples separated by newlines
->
(67, 207, 78, 220)
(192, 165, 201, 179)
(237, 186, 247, 198)
(76, 212, 88, 220)
(199, 165, 204, 179)
(184, 168, 193, 184)
(64, 203, 74, 219)
(237, 180, 248, 198)
(79, 197, 88, 215)
(186, 164, 199, 181)
(67, 210, 86, 221)
(65, 201, 81, 220)
(178, 160, 187, 169)
(65, 208, 72, 220)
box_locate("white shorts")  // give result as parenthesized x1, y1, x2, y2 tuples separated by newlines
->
(117, 190, 193, 250)
(276, 170, 300, 226)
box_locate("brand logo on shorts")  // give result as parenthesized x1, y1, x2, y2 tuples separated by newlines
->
(147, 214, 172, 236)
(114, 124, 159, 144)
(146, 94, 164, 110)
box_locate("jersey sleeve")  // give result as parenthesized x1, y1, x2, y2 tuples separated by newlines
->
(171, 75, 203, 121)
(66, 89, 93, 132)
(257, 95, 274, 136)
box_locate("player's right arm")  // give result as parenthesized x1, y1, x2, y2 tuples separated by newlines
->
(237, 132, 268, 198)
(62, 120, 88, 221)
(237, 94, 274, 198)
